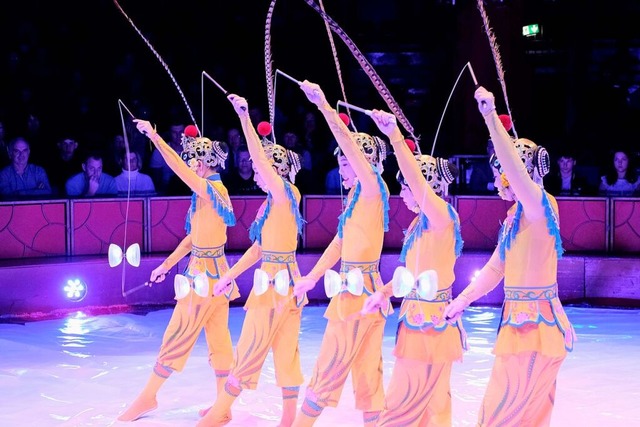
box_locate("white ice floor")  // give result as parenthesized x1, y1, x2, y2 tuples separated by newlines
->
(1, 304, 639, 426)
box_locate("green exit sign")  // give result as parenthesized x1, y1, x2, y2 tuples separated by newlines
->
(522, 24, 540, 37)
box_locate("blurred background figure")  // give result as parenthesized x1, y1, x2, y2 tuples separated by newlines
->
(467, 139, 496, 195)
(598, 149, 640, 196)
(47, 136, 82, 195)
(115, 150, 156, 197)
(0, 137, 51, 199)
(546, 148, 592, 196)
(65, 150, 117, 197)
(0, 119, 9, 167)
(224, 145, 262, 195)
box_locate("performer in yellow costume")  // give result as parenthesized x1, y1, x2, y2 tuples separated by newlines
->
(444, 87, 576, 427)
(292, 80, 391, 427)
(118, 121, 239, 422)
(362, 109, 466, 426)
(197, 94, 305, 427)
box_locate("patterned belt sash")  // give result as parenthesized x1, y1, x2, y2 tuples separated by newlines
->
(504, 283, 558, 301)
(340, 260, 379, 274)
(262, 250, 296, 264)
(405, 285, 452, 302)
(191, 244, 225, 258)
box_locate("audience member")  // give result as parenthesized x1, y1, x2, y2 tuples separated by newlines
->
(0, 137, 52, 199)
(149, 122, 184, 194)
(598, 149, 640, 196)
(221, 127, 244, 176)
(546, 148, 592, 196)
(47, 137, 82, 195)
(115, 150, 156, 197)
(281, 129, 321, 194)
(324, 165, 343, 195)
(0, 119, 9, 167)
(224, 145, 262, 195)
(65, 150, 117, 197)
(105, 134, 126, 176)
(468, 139, 496, 194)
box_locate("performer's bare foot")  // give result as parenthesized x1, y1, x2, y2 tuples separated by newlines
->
(196, 408, 232, 426)
(117, 396, 158, 421)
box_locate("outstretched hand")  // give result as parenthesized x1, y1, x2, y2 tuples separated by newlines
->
(133, 119, 155, 138)
(474, 86, 496, 117)
(213, 274, 233, 297)
(299, 80, 327, 107)
(370, 110, 400, 138)
(293, 276, 316, 299)
(150, 264, 169, 284)
(227, 94, 249, 117)
(443, 297, 468, 324)
(361, 291, 385, 315)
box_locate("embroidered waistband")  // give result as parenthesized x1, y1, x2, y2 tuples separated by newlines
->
(192, 244, 225, 258)
(504, 284, 558, 301)
(262, 250, 296, 264)
(340, 260, 380, 274)
(405, 286, 452, 302)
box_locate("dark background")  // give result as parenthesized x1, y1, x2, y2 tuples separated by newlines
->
(1, 0, 639, 164)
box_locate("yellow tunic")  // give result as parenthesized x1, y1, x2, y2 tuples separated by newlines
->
(152, 135, 238, 374)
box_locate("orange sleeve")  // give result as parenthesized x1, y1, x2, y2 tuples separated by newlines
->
(459, 247, 504, 303)
(227, 241, 263, 279)
(317, 104, 380, 197)
(149, 133, 211, 199)
(162, 235, 192, 269)
(238, 116, 287, 202)
(305, 234, 343, 283)
(483, 113, 544, 220)
(390, 134, 450, 229)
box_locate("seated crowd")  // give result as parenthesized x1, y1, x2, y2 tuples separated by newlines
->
(0, 114, 639, 201)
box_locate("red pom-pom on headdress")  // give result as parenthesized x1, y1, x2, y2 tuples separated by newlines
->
(498, 114, 512, 132)
(338, 113, 350, 127)
(257, 121, 272, 137)
(184, 125, 199, 138)
(404, 138, 416, 153)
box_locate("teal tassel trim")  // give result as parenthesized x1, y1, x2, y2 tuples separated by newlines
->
(283, 179, 305, 235)
(249, 194, 272, 245)
(448, 203, 464, 258)
(541, 190, 564, 259)
(184, 192, 197, 234)
(373, 167, 390, 232)
(206, 182, 236, 226)
(399, 212, 429, 263)
(184, 175, 236, 233)
(498, 201, 523, 261)
(337, 182, 361, 238)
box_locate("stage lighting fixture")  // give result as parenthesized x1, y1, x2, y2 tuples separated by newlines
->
(64, 278, 88, 302)
(470, 270, 482, 282)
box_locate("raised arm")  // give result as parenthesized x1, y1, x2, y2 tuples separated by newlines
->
(370, 110, 451, 229)
(134, 119, 211, 199)
(474, 88, 544, 220)
(299, 81, 380, 196)
(227, 95, 287, 201)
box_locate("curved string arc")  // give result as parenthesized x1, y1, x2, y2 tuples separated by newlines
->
(116, 99, 135, 298)
(301, 0, 417, 141)
(113, 0, 200, 135)
(431, 62, 474, 157)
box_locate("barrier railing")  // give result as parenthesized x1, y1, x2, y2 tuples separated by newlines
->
(1, 195, 636, 260)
